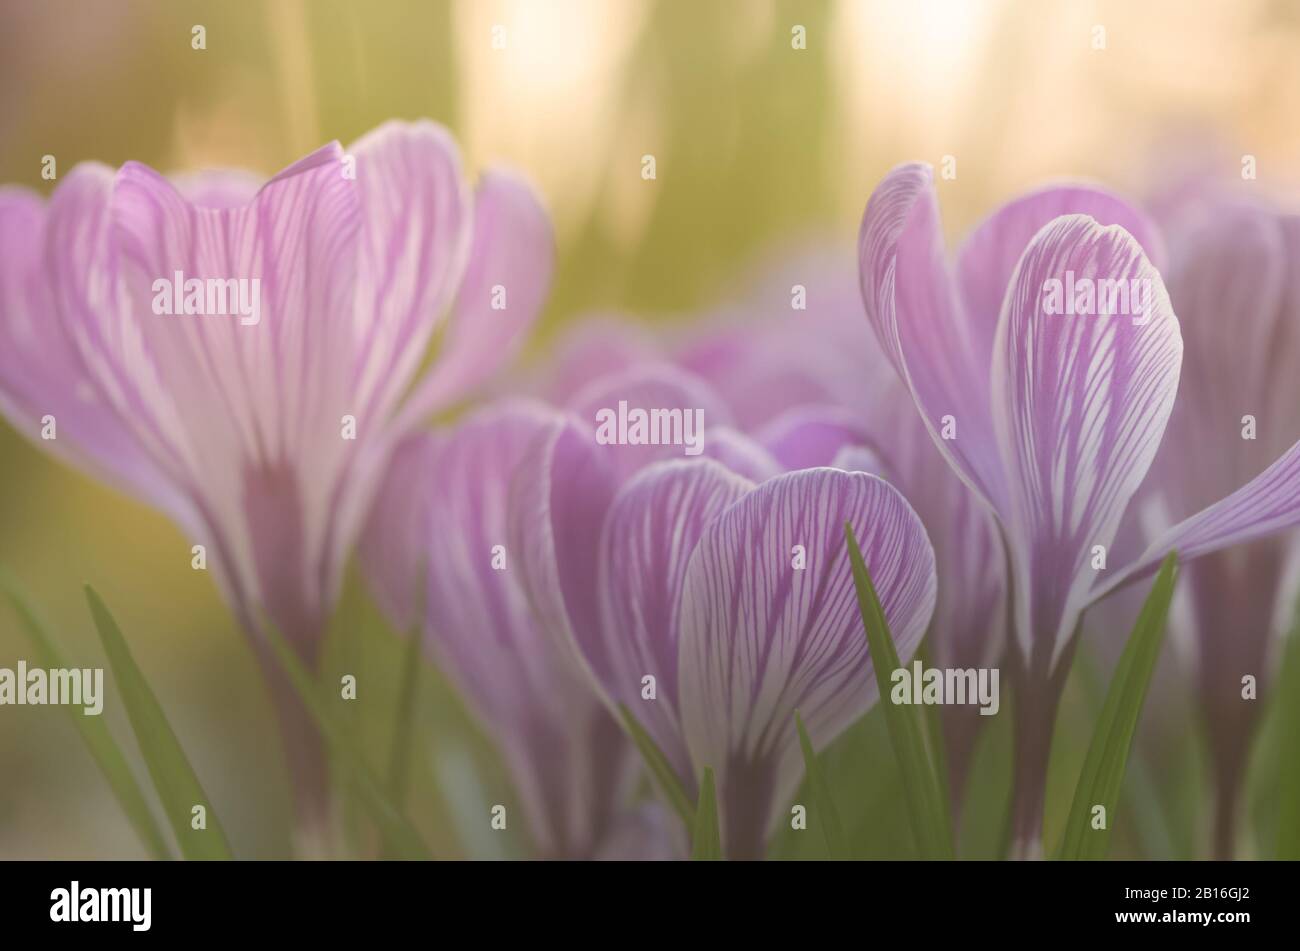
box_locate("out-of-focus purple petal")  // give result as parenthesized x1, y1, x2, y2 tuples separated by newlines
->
(596, 459, 753, 786)
(566, 362, 731, 481)
(1151, 205, 1294, 515)
(363, 401, 632, 858)
(858, 163, 1007, 511)
(0, 183, 195, 526)
(758, 405, 874, 471)
(509, 413, 620, 686)
(993, 214, 1181, 667)
(391, 166, 554, 431)
(538, 315, 661, 405)
(829, 443, 887, 477)
(678, 468, 936, 857)
(701, 426, 781, 482)
(956, 183, 1164, 346)
(355, 433, 441, 630)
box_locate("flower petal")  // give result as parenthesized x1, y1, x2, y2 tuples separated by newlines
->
(363, 400, 632, 857)
(956, 183, 1164, 349)
(391, 165, 553, 430)
(1095, 437, 1300, 604)
(566, 362, 732, 481)
(678, 468, 936, 857)
(0, 184, 184, 515)
(509, 413, 621, 690)
(993, 214, 1181, 668)
(700, 426, 781, 482)
(596, 459, 754, 785)
(758, 405, 875, 471)
(858, 163, 1007, 510)
(349, 120, 473, 428)
(104, 143, 362, 639)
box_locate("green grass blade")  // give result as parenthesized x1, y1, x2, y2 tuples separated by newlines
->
(84, 585, 232, 860)
(617, 702, 695, 828)
(1058, 552, 1178, 861)
(261, 616, 433, 860)
(846, 522, 953, 860)
(1276, 605, 1300, 858)
(794, 709, 846, 859)
(691, 766, 721, 860)
(387, 625, 422, 807)
(0, 573, 173, 860)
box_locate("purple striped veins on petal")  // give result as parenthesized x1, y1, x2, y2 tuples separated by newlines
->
(677, 467, 936, 857)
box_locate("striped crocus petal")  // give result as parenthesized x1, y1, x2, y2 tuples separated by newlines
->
(955, 183, 1165, 340)
(992, 215, 1182, 669)
(362, 401, 633, 859)
(858, 163, 1007, 512)
(98, 144, 364, 649)
(509, 414, 621, 692)
(678, 468, 937, 858)
(596, 458, 754, 788)
(1094, 438, 1300, 604)
(390, 166, 554, 433)
(0, 181, 194, 526)
(348, 121, 473, 433)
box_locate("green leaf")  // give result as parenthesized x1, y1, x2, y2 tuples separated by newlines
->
(0, 573, 173, 861)
(845, 522, 953, 860)
(794, 709, 846, 859)
(1276, 603, 1300, 859)
(84, 585, 232, 860)
(617, 702, 695, 828)
(691, 766, 721, 860)
(1058, 552, 1178, 861)
(260, 616, 433, 860)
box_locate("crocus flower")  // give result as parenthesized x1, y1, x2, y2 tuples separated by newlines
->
(359, 401, 650, 859)
(0, 120, 554, 828)
(510, 398, 937, 858)
(1140, 194, 1300, 857)
(546, 254, 1007, 802)
(859, 163, 1300, 856)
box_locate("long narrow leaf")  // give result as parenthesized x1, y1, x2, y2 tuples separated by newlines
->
(1058, 552, 1178, 861)
(845, 523, 953, 859)
(261, 616, 433, 860)
(1276, 605, 1300, 859)
(794, 709, 846, 859)
(0, 573, 173, 860)
(691, 766, 721, 860)
(84, 586, 232, 860)
(617, 702, 695, 828)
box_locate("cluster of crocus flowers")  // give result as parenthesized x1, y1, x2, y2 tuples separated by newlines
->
(858, 163, 1300, 857)
(1139, 188, 1300, 857)
(6, 114, 1300, 862)
(0, 120, 554, 833)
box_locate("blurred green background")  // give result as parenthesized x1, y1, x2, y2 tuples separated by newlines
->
(2, 0, 1299, 859)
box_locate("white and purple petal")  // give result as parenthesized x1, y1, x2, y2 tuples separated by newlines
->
(677, 468, 936, 857)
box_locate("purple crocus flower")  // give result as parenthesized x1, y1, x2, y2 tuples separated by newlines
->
(545, 256, 1006, 803)
(0, 120, 554, 828)
(510, 401, 937, 858)
(859, 163, 1300, 856)
(359, 401, 647, 859)
(1141, 194, 1300, 857)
